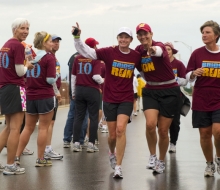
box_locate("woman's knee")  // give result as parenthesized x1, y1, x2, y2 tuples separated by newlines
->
(116, 124, 126, 138)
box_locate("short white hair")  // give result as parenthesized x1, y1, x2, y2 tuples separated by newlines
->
(11, 18, 30, 33)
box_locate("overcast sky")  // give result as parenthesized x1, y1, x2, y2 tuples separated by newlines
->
(0, 0, 219, 77)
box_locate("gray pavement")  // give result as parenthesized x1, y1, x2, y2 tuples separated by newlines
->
(0, 101, 220, 190)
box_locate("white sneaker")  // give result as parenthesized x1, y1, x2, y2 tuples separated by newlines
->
(44, 149, 63, 160)
(73, 142, 82, 152)
(0, 162, 5, 172)
(153, 160, 165, 174)
(215, 155, 220, 174)
(146, 155, 157, 169)
(109, 153, 117, 169)
(101, 126, 108, 133)
(113, 165, 123, 179)
(87, 142, 99, 153)
(3, 164, 25, 175)
(169, 143, 176, 153)
(133, 112, 138, 116)
(204, 162, 216, 177)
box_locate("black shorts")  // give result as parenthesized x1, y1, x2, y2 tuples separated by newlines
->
(142, 86, 180, 118)
(0, 84, 25, 115)
(52, 98, 59, 121)
(27, 96, 56, 115)
(192, 109, 220, 128)
(103, 101, 133, 122)
(134, 93, 138, 100)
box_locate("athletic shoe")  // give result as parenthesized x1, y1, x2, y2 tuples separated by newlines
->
(133, 112, 138, 116)
(101, 126, 108, 133)
(109, 153, 117, 169)
(81, 141, 88, 149)
(98, 121, 103, 130)
(87, 143, 99, 153)
(169, 143, 176, 153)
(153, 160, 165, 174)
(22, 148, 34, 155)
(95, 140, 99, 145)
(146, 155, 157, 169)
(113, 165, 123, 179)
(215, 155, 220, 174)
(63, 141, 71, 148)
(0, 163, 5, 172)
(73, 142, 82, 152)
(204, 162, 216, 177)
(44, 150, 63, 160)
(3, 164, 25, 175)
(15, 157, 20, 165)
(35, 158, 52, 167)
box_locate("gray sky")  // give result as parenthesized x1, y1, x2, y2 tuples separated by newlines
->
(0, 0, 219, 77)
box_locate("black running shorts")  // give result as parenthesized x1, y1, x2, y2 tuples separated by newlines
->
(103, 102, 133, 122)
(142, 86, 180, 118)
(27, 96, 56, 115)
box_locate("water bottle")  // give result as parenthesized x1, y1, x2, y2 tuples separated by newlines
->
(25, 46, 33, 63)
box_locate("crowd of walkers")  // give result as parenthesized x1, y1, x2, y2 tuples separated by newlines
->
(0, 17, 220, 179)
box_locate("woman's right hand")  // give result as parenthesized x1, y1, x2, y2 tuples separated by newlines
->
(25, 59, 34, 70)
(190, 67, 204, 79)
(72, 22, 81, 36)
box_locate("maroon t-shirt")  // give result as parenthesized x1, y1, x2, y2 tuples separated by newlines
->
(72, 55, 102, 90)
(100, 61, 106, 92)
(96, 46, 141, 103)
(186, 46, 220, 111)
(0, 38, 25, 88)
(54, 56, 61, 90)
(135, 41, 178, 89)
(171, 58, 186, 79)
(26, 53, 56, 100)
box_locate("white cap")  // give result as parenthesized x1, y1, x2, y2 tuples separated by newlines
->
(117, 27, 133, 37)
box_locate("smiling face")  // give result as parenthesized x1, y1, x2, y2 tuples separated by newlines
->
(202, 26, 218, 45)
(43, 37, 53, 52)
(13, 23, 29, 42)
(117, 33, 133, 48)
(136, 30, 153, 47)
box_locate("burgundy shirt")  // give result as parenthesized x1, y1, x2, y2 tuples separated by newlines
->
(26, 53, 56, 100)
(135, 41, 178, 89)
(72, 55, 102, 90)
(100, 61, 106, 92)
(55, 57, 61, 90)
(96, 46, 141, 103)
(0, 38, 25, 88)
(171, 58, 186, 79)
(186, 46, 220, 111)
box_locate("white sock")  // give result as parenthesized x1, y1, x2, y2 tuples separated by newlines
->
(102, 125, 107, 129)
(45, 145, 52, 153)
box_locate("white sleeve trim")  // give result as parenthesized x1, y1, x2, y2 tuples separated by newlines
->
(74, 38, 97, 59)
(92, 75, 104, 84)
(15, 64, 27, 77)
(177, 77, 188, 86)
(152, 46, 163, 57)
(52, 83, 60, 95)
(71, 74, 76, 97)
(186, 71, 197, 83)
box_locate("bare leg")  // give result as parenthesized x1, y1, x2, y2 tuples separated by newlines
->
(157, 115, 173, 160)
(107, 121, 117, 154)
(115, 114, 128, 165)
(199, 127, 213, 162)
(46, 120, 55, 146)
(16, 113, 38, 157)
(6, 112, 24, 164)
(0, 125, 10, 152)
(37, 111, 54, 158)
(144, 109, 159, 155)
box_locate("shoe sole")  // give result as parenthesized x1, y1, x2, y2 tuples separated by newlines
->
(169, 150, 176, 153)
(3, 171, 25, 175)
(73, 149, 82, 152)
(153, 170, 164, 174)
(63, 145, 71, 148)
(35, 164, 52, 167)
(22, 152, 34, 155)
(113, 174, 123, 179)
(44, 156, 63, 160)
(101, 131, 108, 133)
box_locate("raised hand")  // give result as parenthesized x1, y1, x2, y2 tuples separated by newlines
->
(72, 22, 81, 36)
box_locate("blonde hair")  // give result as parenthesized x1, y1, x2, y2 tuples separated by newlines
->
(11, 18, 30, 34)
(200, 20, 220, 43)
(33, 31, 51, 49)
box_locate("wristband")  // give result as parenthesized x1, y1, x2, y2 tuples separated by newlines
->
(74, 36, 80, 39)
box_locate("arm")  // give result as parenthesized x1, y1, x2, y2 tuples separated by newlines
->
(148, 46, 163, 57)
(71, 74, 76, 97)
(177, 77, 188, 86)
(15, 60, 34, 77)
(92, 75, 104, 84)
(74, 38, 97, 59)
